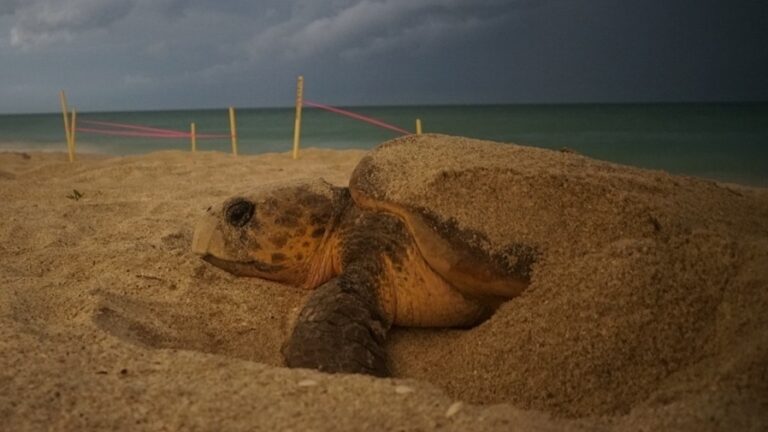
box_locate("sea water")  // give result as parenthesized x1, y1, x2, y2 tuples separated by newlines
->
(0, 103, 766, 186)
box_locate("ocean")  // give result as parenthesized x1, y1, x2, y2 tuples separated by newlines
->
(1, 103, 766, 186)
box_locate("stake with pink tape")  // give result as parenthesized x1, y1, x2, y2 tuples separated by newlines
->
(290, 76, 423, 159)
(58, 91, 239, 156)
(59, 91, 76, 162)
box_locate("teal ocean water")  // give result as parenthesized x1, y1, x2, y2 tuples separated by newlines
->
(1, 104, 766, 186)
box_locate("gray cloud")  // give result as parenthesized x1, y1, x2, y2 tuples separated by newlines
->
(0, 0, 766, 113)
(8, 0, 136, 48)
(0, 1, 24, 15)
(248, 0, 517, 60)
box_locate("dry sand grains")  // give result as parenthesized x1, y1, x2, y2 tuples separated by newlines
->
(1, 135, 767, 431)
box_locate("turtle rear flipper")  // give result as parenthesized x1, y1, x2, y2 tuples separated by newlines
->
(283, 275, 391, 377)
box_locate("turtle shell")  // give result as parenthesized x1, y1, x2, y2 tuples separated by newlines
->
(348, 134, 688, 300)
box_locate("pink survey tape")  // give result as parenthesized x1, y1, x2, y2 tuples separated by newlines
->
(78, 120, 229, 139)
(304, 101, 411, 135)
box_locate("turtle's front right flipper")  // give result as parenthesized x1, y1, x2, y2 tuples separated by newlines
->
(282, 276, 392, 377)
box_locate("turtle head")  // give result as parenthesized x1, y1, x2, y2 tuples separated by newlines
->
(192, 178, 345, 287)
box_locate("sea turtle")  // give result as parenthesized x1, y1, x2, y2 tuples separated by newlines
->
(191, 133, 668, 376)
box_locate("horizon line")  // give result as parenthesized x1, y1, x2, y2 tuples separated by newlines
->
(2, 99, 767, 116)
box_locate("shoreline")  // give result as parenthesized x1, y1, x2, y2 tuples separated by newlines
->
(3, 145, 767, 189)
(3, 103, 767, 186)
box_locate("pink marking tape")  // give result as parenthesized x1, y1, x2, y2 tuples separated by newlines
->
(304, 100, 411, 135)
(78, 120, 231, 139)
(76, 127, 187, 138)
(80, 119, 187, 136)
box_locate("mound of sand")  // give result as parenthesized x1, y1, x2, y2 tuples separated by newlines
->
(1, 136, 766, 431)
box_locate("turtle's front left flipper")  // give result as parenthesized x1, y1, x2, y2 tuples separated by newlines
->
(283, 275, 392, 377)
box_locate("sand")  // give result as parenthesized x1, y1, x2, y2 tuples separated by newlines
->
(1, 135, 767, 431)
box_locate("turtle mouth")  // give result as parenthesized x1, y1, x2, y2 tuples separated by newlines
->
(201, 255, 286, 277)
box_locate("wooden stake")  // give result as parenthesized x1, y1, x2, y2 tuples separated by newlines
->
(292, 76, 304, 160)
(416, 118, 422, 135)
(190, 122, 197, 152)
(59, 91, 74, 162)
(229, 106, 238, 156)
(70, 109, 77, 158)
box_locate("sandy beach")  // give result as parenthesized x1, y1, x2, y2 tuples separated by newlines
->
(1, 135, 767, 431)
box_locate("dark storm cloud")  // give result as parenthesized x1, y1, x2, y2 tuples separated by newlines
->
(247, 0, 521, 60)
(0, 0, 766, 113)
(5, 0, 136, 47)
(0, 1, 24, 15)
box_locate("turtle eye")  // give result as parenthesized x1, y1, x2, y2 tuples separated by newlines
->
(225, 199, 255, 227)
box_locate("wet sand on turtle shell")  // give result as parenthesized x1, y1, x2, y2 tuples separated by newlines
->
(1, 135, 766, 431)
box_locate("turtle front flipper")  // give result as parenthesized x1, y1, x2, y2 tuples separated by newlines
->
(283, 274, 392, 377)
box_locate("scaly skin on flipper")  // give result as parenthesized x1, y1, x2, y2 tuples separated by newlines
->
(283, 274, 391, 376)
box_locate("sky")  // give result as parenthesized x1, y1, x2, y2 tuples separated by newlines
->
(0, 0, 766, 113)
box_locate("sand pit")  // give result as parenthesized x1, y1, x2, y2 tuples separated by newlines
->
(1, 135, 767, 431)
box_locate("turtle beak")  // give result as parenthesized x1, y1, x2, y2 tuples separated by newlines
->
(192, 213, 224, 256)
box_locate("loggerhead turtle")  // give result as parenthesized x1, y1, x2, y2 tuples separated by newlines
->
(193, 133, 646, 376)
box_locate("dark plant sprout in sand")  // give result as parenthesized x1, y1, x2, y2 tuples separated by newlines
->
(66, 189, 84, 201)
